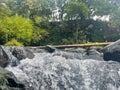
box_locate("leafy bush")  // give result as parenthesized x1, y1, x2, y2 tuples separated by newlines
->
(4, 39, 23, 46)
(0, 16, 33, 45)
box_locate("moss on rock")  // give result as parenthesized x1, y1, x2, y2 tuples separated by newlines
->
(0, 67, 25, 90)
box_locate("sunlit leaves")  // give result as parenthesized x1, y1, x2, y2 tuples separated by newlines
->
(0, 16, 33, 45)
(31, 26, 48, 44)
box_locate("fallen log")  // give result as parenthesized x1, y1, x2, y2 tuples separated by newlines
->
(38, 42, 113, 49)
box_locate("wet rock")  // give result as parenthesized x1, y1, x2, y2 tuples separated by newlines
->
(0, 67, 25, 90)
(64, 48, 86, 53)
(9, 56, 19, 67)
(83, 48, 103, 60)
(90, 46, 103, 51)
(61, 52, 82, 60)
(63, 52, 82, 59)
(52, 50, 83, 60)
(0, 46, 34, 67)
(53, 48, 103, 60)
(6, 52, 120, 90)
(45, 45, 56, 53)
(29, 47, 45, 53)
(11, 47, 35, 60)
(101, 39, 120, 62)
(0, 46, 10, 67)
(64, 47, 104, 60)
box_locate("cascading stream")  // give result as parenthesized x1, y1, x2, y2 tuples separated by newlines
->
(6, 51, 120, 90)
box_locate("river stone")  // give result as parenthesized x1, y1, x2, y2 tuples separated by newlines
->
(83, 48, 103, 60)
(101, 39, 120, 62)
(0, 67, 25, 90)
(64, 48, 86, 53)
(45, 45, 56, 53)
(11, 47, 35, 60)
(53, 51, 83, 60)
(29, 47, 45, 53)
(0, 46, 10, 67)
(0, 46, 35, 67)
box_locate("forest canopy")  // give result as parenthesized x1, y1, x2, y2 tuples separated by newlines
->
(0, 0, 120, 46)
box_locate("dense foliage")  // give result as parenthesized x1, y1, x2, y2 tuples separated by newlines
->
(4, 39, 23, 46)
(0, 0, 120, 46)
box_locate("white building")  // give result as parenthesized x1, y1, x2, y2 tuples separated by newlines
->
(49, 8, 61, 22)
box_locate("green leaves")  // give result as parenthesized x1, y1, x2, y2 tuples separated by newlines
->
(0, 16, 33, 45)
(4, 39, 23, 46)
(0, 5, 12, 19)
(0, 15, 49, 45)
(31, 25, 48, 45)
(65, 1, 90, 20)
(0, 0, 120, 45)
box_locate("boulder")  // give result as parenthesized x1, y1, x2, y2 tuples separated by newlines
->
(11, 47, 35, 60)
(101, 39, 120, 62)
(83, 48, 103, 60)
(0, 46, 35, 67)
(0, 46, 10, 67)
(0, 67, 25, 90)
(45, 45, 56, 53)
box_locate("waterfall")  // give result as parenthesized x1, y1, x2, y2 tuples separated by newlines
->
(6, 50, 120, 90)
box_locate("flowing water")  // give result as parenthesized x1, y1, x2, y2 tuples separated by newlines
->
(6, 50, 120, 90)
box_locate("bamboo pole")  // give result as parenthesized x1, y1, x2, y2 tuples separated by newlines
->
(38, 42, 113, 49)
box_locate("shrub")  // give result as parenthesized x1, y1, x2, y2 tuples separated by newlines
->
(4, 39, 23, 46)
(0, 16, 33, 45)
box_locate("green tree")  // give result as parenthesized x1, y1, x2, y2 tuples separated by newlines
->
(0, 15, 49, 45)
(77, 0, 115, 16)
(65, 1, 90, 43)
(7, 0, 52, 19)
(0, 4, 11, 19)
(65, 1, 89, 20)
(0, 16, 33, 45)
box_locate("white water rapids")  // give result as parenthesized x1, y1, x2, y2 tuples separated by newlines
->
(6, 51, 120, 90)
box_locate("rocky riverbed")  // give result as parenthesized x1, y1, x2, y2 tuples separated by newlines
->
(0, 39, 120, 90)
